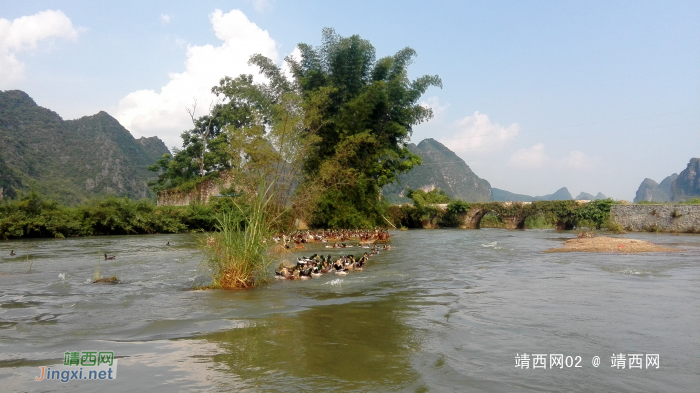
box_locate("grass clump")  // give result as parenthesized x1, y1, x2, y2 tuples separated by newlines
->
(93, 276, 119, 284)
(203, 184, 276, 289)
(601, 217, 626, 234)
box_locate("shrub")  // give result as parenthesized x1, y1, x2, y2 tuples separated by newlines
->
(524, 214, 552, 229)
(441, 200, 470, 227)
(203, 183, 276, 289)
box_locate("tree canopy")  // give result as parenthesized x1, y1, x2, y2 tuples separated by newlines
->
(149, 28, 441, 229)
(288, 28, 441, 227)
(406, 188, 452, 207)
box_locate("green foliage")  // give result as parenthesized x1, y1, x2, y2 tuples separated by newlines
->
(523, 214, 553, 229)
(381, 139, 492, 204)
(289, 28, 441, 228)
(146, 29, 441, 229)
(479, 213, 505, 228)
(388, 199, 615, 230)
(526, 200, 579, 230)
(0, 191, 218, 240)
(148, 71, 284, 193)
(1, 91, 169, 204)
(602, 217, 626, 234)
(406, 188, 452, 206)
(204, 182, 276, 289)
(147, 95, 251, 193)
(385, 188, 455, 229)
(441, 200, 470, 227)
(446, 200, 470, 215)
(574, 198, 614, 229)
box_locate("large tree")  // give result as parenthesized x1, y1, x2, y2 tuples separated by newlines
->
(148, 62, 300, 195)
(288, 28, 441, 228)
(150, 28, 440, 229)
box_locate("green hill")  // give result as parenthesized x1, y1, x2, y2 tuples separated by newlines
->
(0, 90, 169, 204)
(382, 138, 492, 203)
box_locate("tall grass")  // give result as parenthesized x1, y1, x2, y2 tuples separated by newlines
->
(203, 183, 276, 289)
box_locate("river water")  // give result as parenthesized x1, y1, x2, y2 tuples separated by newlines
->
(0, 229, 698, 392)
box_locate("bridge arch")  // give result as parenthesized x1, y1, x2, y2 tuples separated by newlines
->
(460, 203, 527, 229)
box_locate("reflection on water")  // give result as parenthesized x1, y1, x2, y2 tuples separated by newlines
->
(203, 292, 423, 392)
(1, 230, 699, 392)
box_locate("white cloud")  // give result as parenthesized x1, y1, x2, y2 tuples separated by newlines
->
(114, 9, 279, 150)
(510, 143, 547, 169)
(509, 144, 594, 171)
(439, 111, 519, 152)
(280, 46, 301, 82)
(420, 96, 448, 122)
(0, 10, 80, 88)
(160, 14, 171, 25)
(250, 0, 273, 13)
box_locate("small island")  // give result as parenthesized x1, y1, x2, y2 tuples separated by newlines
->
(545, 236, 682, 253)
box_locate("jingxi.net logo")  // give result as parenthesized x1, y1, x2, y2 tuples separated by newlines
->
(35, 351, 117, 382)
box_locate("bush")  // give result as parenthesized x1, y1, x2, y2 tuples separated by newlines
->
(203, 183, 277, 289)
(0, 192, 220, 240)
(441, 200, 469, 227)
(602, 217, 626, 234)
(524, 214, 552, 229)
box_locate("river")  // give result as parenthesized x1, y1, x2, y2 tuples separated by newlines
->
(1, 229, 698, 392)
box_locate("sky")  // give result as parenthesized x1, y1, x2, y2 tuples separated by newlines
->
(1, 0, 698, 200)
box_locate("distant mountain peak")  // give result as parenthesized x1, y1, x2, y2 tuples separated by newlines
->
(0, 90, 169, 203)
(2, 89, 35, 104)
(382, 138, 491, 202)
(575, 191, 608, 200)
(671, 158, 700, 201)
(492, 186, 574, 202)
(634, 174, 676, 203)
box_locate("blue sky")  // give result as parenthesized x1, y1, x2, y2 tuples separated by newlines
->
(1, 0, 698, 200)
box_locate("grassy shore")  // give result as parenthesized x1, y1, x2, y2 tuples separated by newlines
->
(0, 191, 219, 240)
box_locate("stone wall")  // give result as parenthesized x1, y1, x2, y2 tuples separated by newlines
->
(157, 173, 233, 206)
(611, 204, 700, 232)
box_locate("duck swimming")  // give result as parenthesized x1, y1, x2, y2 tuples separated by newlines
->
(104, 254, 116, 260)
(10, 250, 15, 256)
(311, 266, 322, 278)
(272, 243, 394, 282)
(334, 268, 349, 275)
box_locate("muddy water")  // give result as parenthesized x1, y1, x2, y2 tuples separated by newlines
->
(0, 230, 698, 392)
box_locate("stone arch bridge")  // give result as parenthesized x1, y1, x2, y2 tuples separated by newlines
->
(458, 202, 532, 229)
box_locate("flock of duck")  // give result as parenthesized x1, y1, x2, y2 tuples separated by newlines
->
(275, 243, 394, 280)
(275, 229, 391, 249)
(8, 230, 393, 281)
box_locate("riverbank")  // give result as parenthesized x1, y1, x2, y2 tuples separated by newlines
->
(0, 192, 218, 240)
